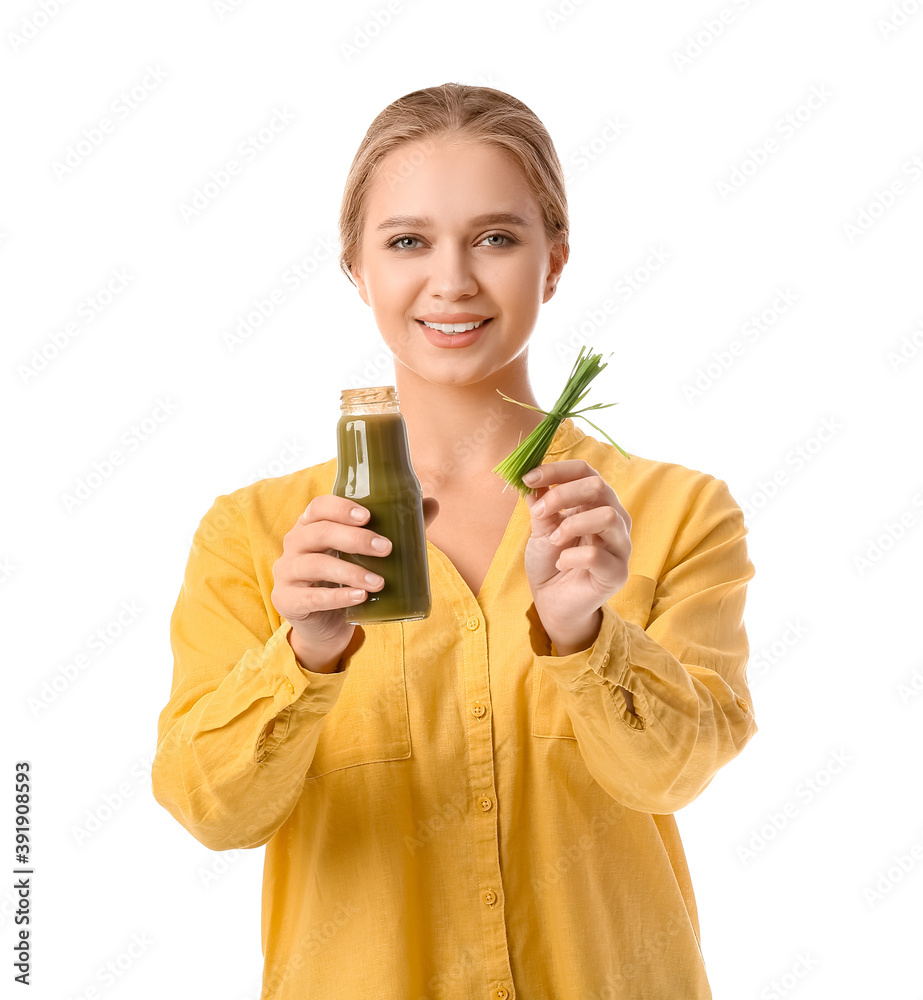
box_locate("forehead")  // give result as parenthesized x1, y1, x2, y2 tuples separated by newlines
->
(363, 138, 542, 228)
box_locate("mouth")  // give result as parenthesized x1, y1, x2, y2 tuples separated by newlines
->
(416, 317, 492, 349)
(416, 318, 493, 335)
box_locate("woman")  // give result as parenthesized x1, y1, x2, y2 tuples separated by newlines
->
(153, 83, 757, 999)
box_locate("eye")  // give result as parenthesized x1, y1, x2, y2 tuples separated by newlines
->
(386, 235, 423, 250)
(480, 232, 517, 247)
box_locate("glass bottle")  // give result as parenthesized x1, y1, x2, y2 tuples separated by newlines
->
(332, 386, 431, 624)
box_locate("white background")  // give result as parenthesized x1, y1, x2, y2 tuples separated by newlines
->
(3, 1, 922, 997)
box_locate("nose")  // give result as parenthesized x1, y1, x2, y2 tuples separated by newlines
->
(427, 243, 478, 299)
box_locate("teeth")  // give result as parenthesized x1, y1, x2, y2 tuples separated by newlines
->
(421, 319, 487, 334)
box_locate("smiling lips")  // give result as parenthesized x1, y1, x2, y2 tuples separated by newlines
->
(416, 315, 493, 335)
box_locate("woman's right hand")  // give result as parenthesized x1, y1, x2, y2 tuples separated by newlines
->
(271, 494, 439, 670)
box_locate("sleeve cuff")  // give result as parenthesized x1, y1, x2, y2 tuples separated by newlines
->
(268, 620, 352, 714)
(529, 601, 633, 692)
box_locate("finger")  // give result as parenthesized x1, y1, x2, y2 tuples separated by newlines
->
(548, 505, 631, 551)
(300, 494, 372, 526)
(291, 551, 386, 592)
(522, 459, 591, 488)
(286, 582, 372, 617)
(532, 471, 607, 519)
(555, 544, 629, 590)
(526, 463, 631, 532)
(298, 519, 393, 559)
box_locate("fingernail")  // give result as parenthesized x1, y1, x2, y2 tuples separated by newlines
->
(532, 499, 545, 517)
(351, 508, 368, 521)
(522, 469, 541, 485)
(371, 536, 391, 551)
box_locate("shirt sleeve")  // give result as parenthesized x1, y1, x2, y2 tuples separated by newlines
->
(151, 493, 362, 851)
(529, 476, 757, 815)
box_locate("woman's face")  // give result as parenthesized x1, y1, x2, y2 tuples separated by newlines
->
(352, 136, 565, 387)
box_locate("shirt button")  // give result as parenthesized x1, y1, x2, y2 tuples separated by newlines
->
(602, 652, 610, 666)
(471, 702, 487, 718)
(482, 888, 497, 906)
(736, 697, 749, 712)
(286, 680, 295, 695)
(493, 988, 509, 1000)
(479, 796, 493, 812)
(466, 615, 480, 630)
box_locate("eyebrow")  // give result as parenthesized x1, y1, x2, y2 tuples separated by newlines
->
(374, 212, 529, 232)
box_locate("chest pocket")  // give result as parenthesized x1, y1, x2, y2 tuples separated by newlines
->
(303, 620, 411, 779)
(531, 574, 657, 740)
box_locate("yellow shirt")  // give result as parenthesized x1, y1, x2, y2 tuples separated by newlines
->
(152, 417, 757, 999)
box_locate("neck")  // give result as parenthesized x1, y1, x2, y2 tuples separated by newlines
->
(394, 353, 545, 492)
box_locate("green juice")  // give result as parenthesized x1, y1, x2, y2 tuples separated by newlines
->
(332, 392, 431, 624)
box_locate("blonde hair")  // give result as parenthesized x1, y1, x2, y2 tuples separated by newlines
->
(338, 82, 569, 287)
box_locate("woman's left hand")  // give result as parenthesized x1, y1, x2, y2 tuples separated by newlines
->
(523, 459, 631, 649)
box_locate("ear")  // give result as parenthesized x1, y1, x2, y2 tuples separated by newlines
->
(542, 238, 568, 303)
(352, 262, 370, 307)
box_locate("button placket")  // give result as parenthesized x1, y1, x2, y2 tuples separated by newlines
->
(458, 598, 514, 992)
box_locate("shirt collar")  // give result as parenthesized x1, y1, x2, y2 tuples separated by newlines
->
(543, 417, 587, 457)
